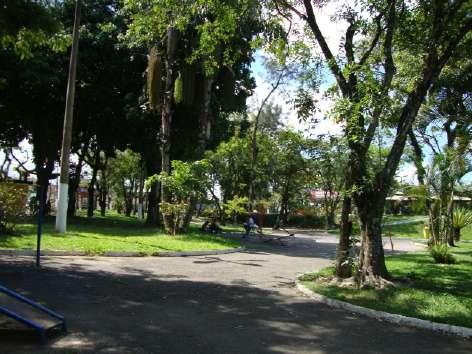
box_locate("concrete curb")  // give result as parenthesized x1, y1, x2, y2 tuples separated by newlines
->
(0, 247, 244, 258)
(296, 282, 472, 339)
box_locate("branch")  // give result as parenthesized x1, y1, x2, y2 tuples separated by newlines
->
(273, 0, 296, 27)
(408, 129, 427, 185)
(301, 0, 349, 96)
(253, 70, 284, 138)
(373, 0, 472, 189)
(344, 18, 355, 64)
(424, 123, 442, 155)
(437, 16, 472, 68)
(0, 148, 10, 172)
(10, 150, 35, 174)
(382, 0, 396, 89)
(376, 49, 442, 191)
(358, 14, 382, 66)
(363, 1, 396, 147)
(275, 0, 307, 21)
(364, 106, 381, 147)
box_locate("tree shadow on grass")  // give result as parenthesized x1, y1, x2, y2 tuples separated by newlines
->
(0, 257, 469, 354)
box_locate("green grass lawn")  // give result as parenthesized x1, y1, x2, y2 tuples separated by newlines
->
(328, 214, 472, 241)
(384, 220, 472, 241)
(0, 214, 240, 255)
(382, 214, 426, 223)
(301, 242, 472, 328)
(383, 219, 425, 239)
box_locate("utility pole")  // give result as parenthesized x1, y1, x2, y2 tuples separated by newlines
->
(55, 0, 81, 233)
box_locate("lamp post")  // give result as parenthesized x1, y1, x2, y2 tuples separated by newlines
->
(55, 0, 81, 233)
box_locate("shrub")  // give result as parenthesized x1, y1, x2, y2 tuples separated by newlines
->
(160, 202, 189, 236)
(286, 213, 325, 228)
(429, 244, 456, 264)
(201, 206, 217, 219)
(452, 207, 472, 241)
(0, 182, 30, 234)
(223, 196, 248, 223)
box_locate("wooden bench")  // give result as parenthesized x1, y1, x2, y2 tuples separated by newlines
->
(253, 228, 295, 245)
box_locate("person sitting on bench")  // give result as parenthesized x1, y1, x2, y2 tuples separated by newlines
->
(201, 219, 222, 234)
(243, 214, 258, 238)
(201, 221, 210, 232)
(208, 218, 222, 234)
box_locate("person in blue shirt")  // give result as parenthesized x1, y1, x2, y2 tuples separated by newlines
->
(243, 213, 258, 238)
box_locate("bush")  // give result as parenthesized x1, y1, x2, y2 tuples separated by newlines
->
(223, 196, 248, 223)
(429, 244, 456, 264)
(160, 202, 189, 235)
(200, 205, 217, 219)
(286, 212, 325, 228)
(452, 207, 472, 241)
(0, 182, 30, 234)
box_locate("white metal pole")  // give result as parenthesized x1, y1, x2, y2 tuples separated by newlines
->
(55, 0, 81, 233)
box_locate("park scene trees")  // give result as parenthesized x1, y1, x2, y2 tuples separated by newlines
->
(0, 0, 471, 352)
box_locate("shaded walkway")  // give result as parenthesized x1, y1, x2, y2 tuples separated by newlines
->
(0, 234, 467, 353)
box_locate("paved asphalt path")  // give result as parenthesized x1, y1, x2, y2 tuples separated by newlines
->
(0, 233, 469, 353)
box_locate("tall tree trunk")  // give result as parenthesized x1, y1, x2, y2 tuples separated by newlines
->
(137, 165, 145, 220)
(87, 155, 99, 218)
(408, 129, 438, 244)
(147, 181, 160, 225)
(356, 193, 389, 282)
(123, 180, 133, 217)
(36, 159, 54, 211)
(143, 132, 161, 225)
(0, 148, 12, 180)
(276, 181, 290, 227)
(325, 206, 336, 230)
(196, 76, 214, 158)
(132, 181, 138, 216)
(98, 183, 107, 216)
(323, 190, 337, 230)
(160, 26, 179, 233)
(180, 198, 196, 233)
(145, 45, 164, 225)
(335, 195, 352, 278)
(209, 188, 223, 220)
(446, 189, 455, 246)
(248, 73, 284, 210)
(97, 158, 108, 217)
(181, 75, 214, 231)
(68, 151, 85, 217)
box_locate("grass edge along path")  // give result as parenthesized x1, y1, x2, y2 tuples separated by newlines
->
(328, 215, 472, 241)
(300, 242, 472, 329)
(0, 215, 241, 255)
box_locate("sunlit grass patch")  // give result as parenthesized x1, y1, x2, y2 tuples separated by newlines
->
(0, 214, 240, 255)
